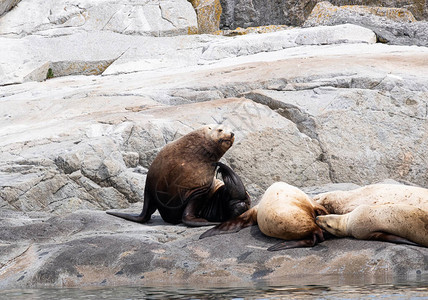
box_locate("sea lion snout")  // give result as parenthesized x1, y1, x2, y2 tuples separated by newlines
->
(231, 201, 249, 216)
(315, 215, 331, 231)
(315, 214, 347, 237)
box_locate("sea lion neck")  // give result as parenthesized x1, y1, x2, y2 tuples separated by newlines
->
(196, 143, 224, 162)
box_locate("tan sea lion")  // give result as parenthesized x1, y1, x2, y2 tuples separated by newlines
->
(200, 182, 329, 250)
(314, 183, 428, 214)
(316, 204, 428, 247)
(107, 124, 251, 226)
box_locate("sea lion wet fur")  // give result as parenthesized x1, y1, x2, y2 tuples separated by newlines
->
(201, 182, 329, 250)
(316, 204, 428, 247)
(314, 183, 428, 214)
(107, 124, 250, 226)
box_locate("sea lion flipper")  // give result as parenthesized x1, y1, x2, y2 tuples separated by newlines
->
(182, 197, 221, 227)
(215, 162, 247, 200)
(267, 229, 325, 251)
(106, 188, 156, 223)
(106, 211, 148, 223)
(368, 232, 420, 246)
(199, 207, 258, 239)
(267, 239, 316, 251)
(182, 215, 220, 227)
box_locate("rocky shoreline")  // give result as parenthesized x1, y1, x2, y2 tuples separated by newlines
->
(1, 0, 428, 288)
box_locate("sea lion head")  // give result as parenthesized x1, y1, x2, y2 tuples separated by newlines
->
(203, 124, 235, 154)
(315, 215, 347, 237)
(226, 197, 251, 219)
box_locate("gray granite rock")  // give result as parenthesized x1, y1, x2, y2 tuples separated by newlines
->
(219, 0, 428, 29)
(0, 0, 197, 36)
(0, 195, 427, 288)
(1, 4, 428, 288)
(0, 0, 20, 16)
(304, 2, 428, 46)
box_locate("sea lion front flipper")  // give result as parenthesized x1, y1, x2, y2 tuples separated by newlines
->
(215, 162, 247, 200)
(182, 196, 221, 227)
(368, 232, 420, 247)
(212, 162, 251, 219)
(199, 206, 258, 239)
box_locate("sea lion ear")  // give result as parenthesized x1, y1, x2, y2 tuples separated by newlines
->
(206, 123, 219, 131)
(315, 206, 329, 216)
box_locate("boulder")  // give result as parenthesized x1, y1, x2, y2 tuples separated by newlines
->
(243, 80, 428, 186)
(0, 0, 20, 16)
(304, 2, 428, 46)
(325, 0, 428, 21)
(219, 0, 428, 29)
(189, 0, 222, 33)
(199, 24, 376, 62)
(0, 0, 197, 36)
(307, 2, 417, 23)
(0, 32, 216, 85)
(219, 0, 318, 28)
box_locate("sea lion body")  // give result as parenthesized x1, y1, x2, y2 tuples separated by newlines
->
(257, 182, 327, 241)
(314, 184, 428, 214)
(316, 204, 428, 247)
(107, 125, 250, 226)
(201, 182, 328, 250)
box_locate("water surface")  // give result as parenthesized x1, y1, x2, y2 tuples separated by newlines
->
(2, 275, 428, 299)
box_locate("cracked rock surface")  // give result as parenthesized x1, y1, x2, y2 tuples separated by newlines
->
(1, 0, 428, 289)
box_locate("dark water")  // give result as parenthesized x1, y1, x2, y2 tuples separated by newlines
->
(2, 276, 428, 299)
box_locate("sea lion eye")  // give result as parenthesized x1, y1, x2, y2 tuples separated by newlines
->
(218, 129, 223, 132)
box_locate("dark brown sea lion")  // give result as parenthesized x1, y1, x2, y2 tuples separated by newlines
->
(200, 182, 328, 250)
(107, 124, 250, 226)
(316, 204, 428, 247)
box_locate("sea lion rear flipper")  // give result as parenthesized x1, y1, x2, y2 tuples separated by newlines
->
(199, 207, 258, 239)
(267, 229, 324, 251)
(106, 211, 148, 222)
(368, 232, 420, 247)
(267, 239, 316, 251)
(106, 188, 156, 223)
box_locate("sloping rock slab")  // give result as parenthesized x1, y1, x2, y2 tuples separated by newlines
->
(0, 0, 197, 36)
(0, 202, 427, 288)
